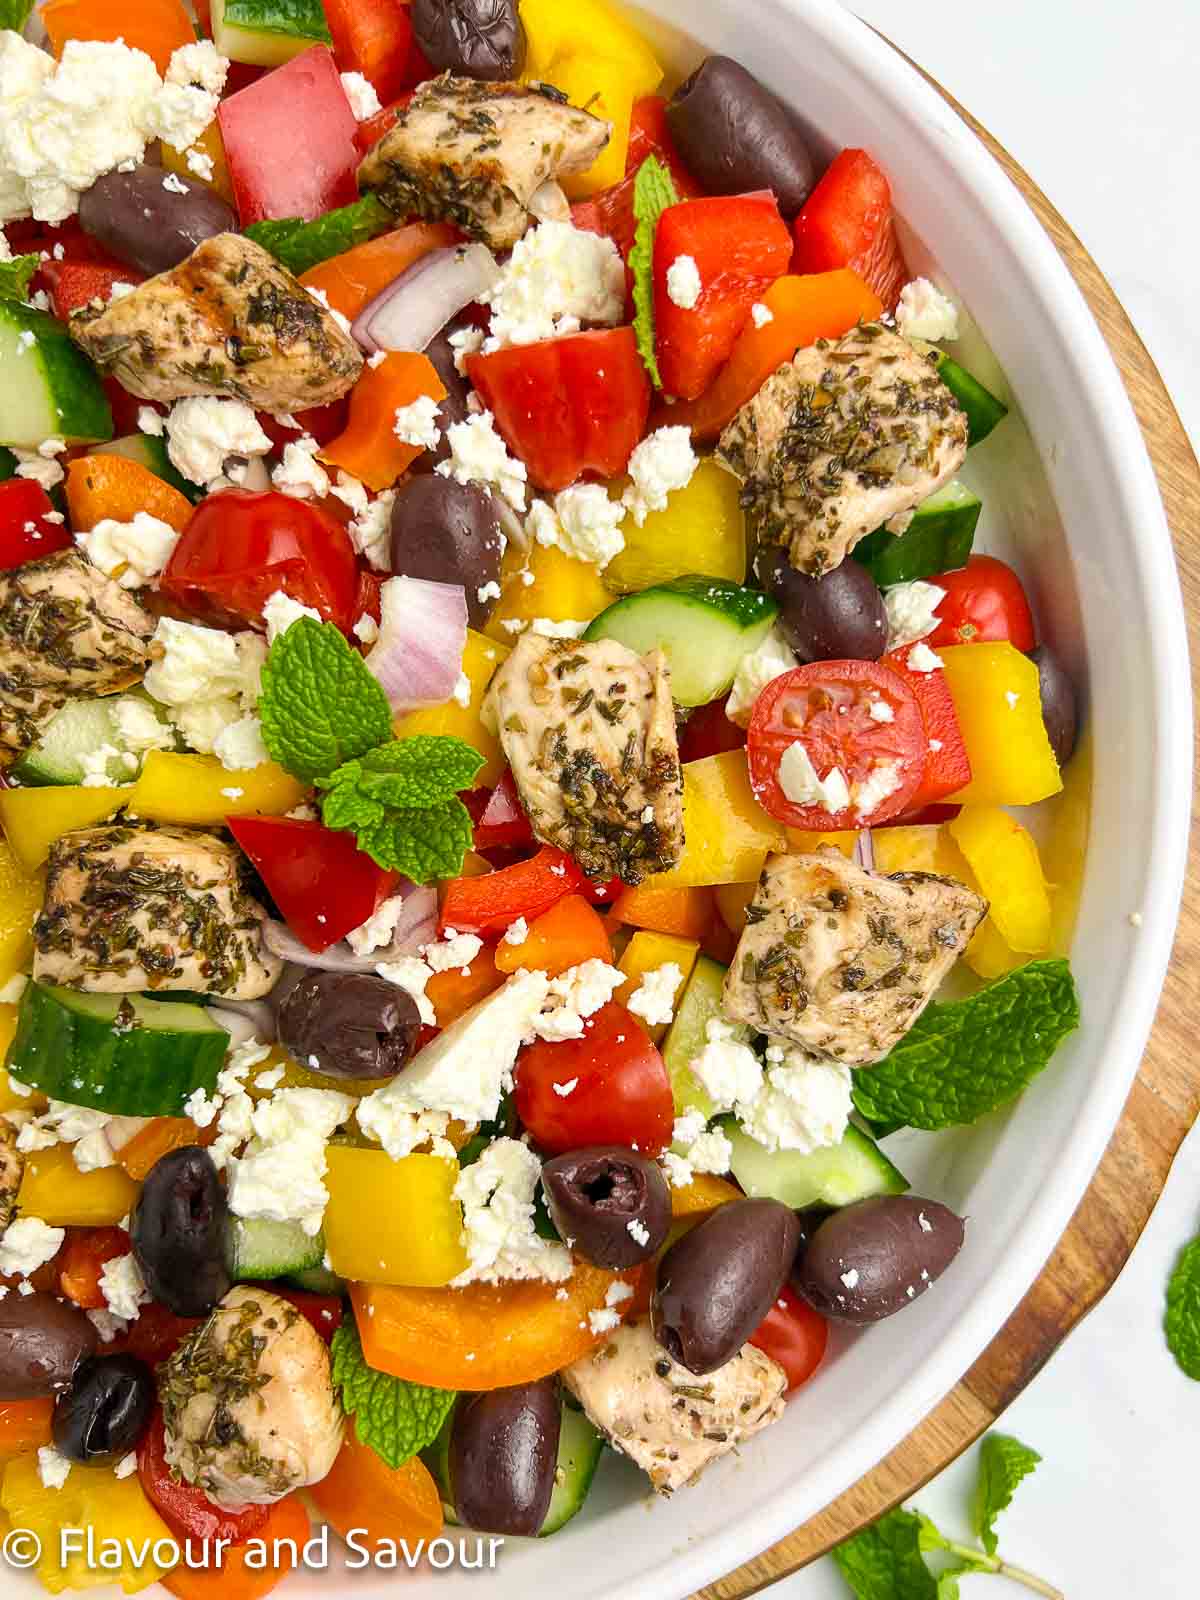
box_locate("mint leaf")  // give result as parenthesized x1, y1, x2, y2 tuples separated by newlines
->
(972, 1433, 1041, 1558)
(851, 959, 1080, 1132)
(0, 254, 39, 304)
(246, 194, 392, 277)
(833, 1508, 938, 1600)
(936, 1574, 963, 1600)
(1165, 1234, 1200, 1379)
(318, 735, 484, 813)
(356, 798, 475, 881)
(331, 1321, 456, 1470)
(630, 155, 679, 389)
(259, 617, 393, 783)
(0, 0, 35, 29)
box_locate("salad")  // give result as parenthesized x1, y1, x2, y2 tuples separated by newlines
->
(0, 0, 1083, 1587)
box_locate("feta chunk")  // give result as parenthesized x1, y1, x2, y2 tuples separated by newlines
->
(736, 1044, 853, 1154)
(529, 483, 625, 569)
(665, 253, 702, 309)
(907, 641, 944, 674)
(777, 743, 850, 813)
(37, 1445, 72, 1490)
(393, 395, 442, 451)
(626, 962, 684, 1029)
(99, 1253, 150, 1321)
(226, 1088, 355, 1236)
(896, 277, 961, 343)
(348, 488, 396, 571)
(436, 411, 528, 512)
(884, 580, 945, 652)
(271, 435, 331, 500)
(451, 1137, 572, 1286)
(262, 588, 321, 644)
(0, 1216, 65, 1278)
(481, 221, 624, 351)
(621, 426, 699, 526)
(726, 626, 798, 728)
(165, 397, 271, 489)
(688, 1018, 762, 1111)
(76, 512, 178, 589)
(339, 70, 381, 121)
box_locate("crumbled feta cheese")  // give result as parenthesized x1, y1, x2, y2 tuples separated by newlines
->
(777, 743, 850, 813)
(551, 1078, 578, 1098)
(437, 411, 528, 512)
(348, 488, 396, 570)
(262, 588, 321, 644)
(448, 324, 485, 374)
(421, 932, 484, 974)
(111, 696, 172, 754)
(868, 699, 895, 723)
(896, 277, 961, 343)
(626, 962, 684, 1029)
(144, 617, 264, 757)
(0, 1216, 65, 1278)
(736, 1043, 852, 1154)
(725, 626, 798, 727)
(688, 1017, 762, 1111)
(305, 283, 353, 337)
(534, 960, 625, 1042)
(114, 1451, 138, 1479)
(37, 1445, 71, 1491)
(452, 1137, 572, 1286)
(907, 641, 944, 673)
(183, 1086, 218, 1129)
(751, 301, 774, 329)
(588, 1307, 620, 1334)
(271, 435, 330, 500)
(852, 759, 903, 819)
(665, 253, 702, 309)
(345, 894, 408, 958)
(87, 1308, 127, 1343)
(685, 1127, 732, 1175)
(254, 1065, 285, 1092)
(374, 955, 437, 1027)
(884, 580, 945, 651)
(393, 394, 442, 450)
(529, 617, 589, 638)
(626, 1217, 650, 1247)
(76, 511, 178, 589)
(79, 744, 137, 788)
(185, 146, 213, 182)
(12, 448, 64, 491)
(339, 70, 381, 121)
(502, 917, 528, 946)
(481, 221, 624, 350)
(329, 472, 368, 516)
(353, 612, 379, 645)
(659, 1150, 694, 1188)
(530, 482, 625, 569)
(166, 40, 229, 96)
(144, 78, 219, 154)
(99, 1253, 150, 1321)
(212, 714, 268, 772)
(162, 170, 188, 194)
(165, 397, 270, 488)
(672, 1109, 707, 1147)
(226, 1088, 355, 1236)
(622, 426, 699, 525)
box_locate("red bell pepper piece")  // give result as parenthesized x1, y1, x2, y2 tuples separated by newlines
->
(43, 261, 142, 320)
(322, 0, 431, 104)
(138, 1411, 270, 1547)
(56, 1227, 131, 1310)
(217, 46, 360, 225)
(653, 192, 793, 400)
(439, 846, 587, 935)
(108, 1302, 201, 1368)
(467, 327, 651, 493)
(571, 96, 705, 261)
(0, 480, 71, 569)
(354, 94, 412, 156)
(791, 149, 909, 312)
(881, 647, 971, 808)
(227, 816, 400, 952)
(472, 770, 534, 852)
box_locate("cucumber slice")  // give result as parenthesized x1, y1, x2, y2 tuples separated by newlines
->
(0, 446, 16, 480)
(225, 1216, 325, 1281)
(583, 577, 777, 707)
(539, 1401, 604, 1537)
(212, 0, 331, 66)
(12, 690, 176, 787)
(0, 300, 112, 449)
(94, 434, 204, 504)
(722, 1117, 908, 1209)
(661, 955, 733, 1122)
(855, 480, 981, 587)
(288, 1264, 346, 1295)
(911, 340, 1008, 447)
(6, 983, 229, 1115)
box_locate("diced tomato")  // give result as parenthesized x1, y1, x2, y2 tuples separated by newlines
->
(571, 95, 705, 260)
(354, 94, 412, 156)
(747, 660, 927, 830)
(439, 846, 587, 935)
(245, 1285, 344, 1342)
(926, 555, 1036, 652)
(57, 1227, 130, 1310)
(227, 816, 400, 953)
(677, 697, 746, 764)
(514, 1002, 674, 1155)
(748, 1285, 828, 1390)
(217, 46, 359, 226)
(160, 489, 360, 633)
(0, 480, 72, 569)
(323, 0, 431, 103)
(472, 771, 534, 852)
(256, 400, 349, 452)
(881, 647, 971, 807)
(43, 261, 142, 319)
(467, 327, 650, 493)
(791, 149, 909, 311)
(139, 1410, 271, 1546)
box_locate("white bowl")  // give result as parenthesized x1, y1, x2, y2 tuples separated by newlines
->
(257, 4, 1187, 1597)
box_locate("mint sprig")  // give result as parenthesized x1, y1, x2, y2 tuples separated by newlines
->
(331, 1321, 456, 1470)
(833, 1507, 936, 1599)
(851, 959, 1080, 1132)
(0, 254, 39, 304)
(972, 1434, 1041, 1557)
(630, 155, 679, 389)
(1165, 1235, 1200, 1379)
(245, 194, 392, 277)
(259, 617, 393, 783)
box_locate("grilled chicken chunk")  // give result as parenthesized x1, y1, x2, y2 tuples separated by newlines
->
(718, 323, 968, 575)
(563, 1318, 787, 1494)
(358, 74, 610, 250)
(484, 634, 684, 884)
(0, 550, 154, 765)
(0, 1127, 22, 1240)
(723, 848, 986, 1064)
(69, 233, 362, 409)
(34, 824, 282, 998)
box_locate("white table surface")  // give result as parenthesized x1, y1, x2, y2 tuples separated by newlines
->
(776, 2, 1199, 1594)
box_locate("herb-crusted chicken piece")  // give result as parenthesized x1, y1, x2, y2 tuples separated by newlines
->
(68, 233, 362, 409)
(0, 1128, 22, 1241)
(563, 1318, 787, 1494)
(718, 323, 969, 576)
(358, 74, 611, 250)
(34, 824, 282, 998)
(0, 549, 154, 766)
(484, 634, 684, 885)
(723, 848, 986, 1064)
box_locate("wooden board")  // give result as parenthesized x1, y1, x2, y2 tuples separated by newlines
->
(698, 49, 1200, 1600)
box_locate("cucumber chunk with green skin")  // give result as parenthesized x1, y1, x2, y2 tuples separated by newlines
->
(225, 1216, 325, 1281)
(288, 1264, 346, 1296)
(12, 690, 176, 787)
(6, 984, 229, 1116)
(0, 446, 17, 480)
(855, 480, 982, 587)
(721, 1117, 908, 1210)
(583, 577, 777, 707)
(0, 300, 112, 449)
(94, 434, 205, 504)
(911, 339, 1008, 447)
(662, 955, 733, 1122)
(212, 0, 331, 66)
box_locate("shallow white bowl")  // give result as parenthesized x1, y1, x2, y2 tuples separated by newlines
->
(218, 2, 1189, 1596)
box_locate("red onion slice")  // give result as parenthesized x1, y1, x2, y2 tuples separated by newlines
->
(262, 886, 439, 974)
(853, 829, 876, 873)
(366, 576, 467, 713)
(351, 244, 500, 355)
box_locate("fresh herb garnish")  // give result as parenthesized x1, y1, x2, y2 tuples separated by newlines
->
(259, 617, 393, 784)
(1165, 1234, 1200, 1379)
(331, 1321, 456, 1470)
(0, 254, 40, 304)
(0, 0, 35, 30)
(245, 194, 393, 277)
(630, 155, 679, 389)
(972, 1433, 1042, 1557)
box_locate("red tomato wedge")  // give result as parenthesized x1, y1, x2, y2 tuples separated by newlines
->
(791, 149, 909, 311)
(747, 660, 926, 830)
(927, 554, 1036, 651)
(0, 480, 71, 569)
(881, 646, 971, 807)
(227, 816, 399, 953)
(748, 1285, 828, 1390)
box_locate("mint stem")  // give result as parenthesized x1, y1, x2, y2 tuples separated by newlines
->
(942, 1540, 1063, 1598)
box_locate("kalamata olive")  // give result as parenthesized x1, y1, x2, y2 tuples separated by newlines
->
(757, 547, 887, 661)
(411, 0, 526, 81)
(130, 1146, 231, 1317)
(795, 1195, 965, 1324)
(652, 1198, 800, 1375)
(1030, 645, 1078, 767)
(389, 476, 504, 628)
(277, 972, 423, 1080)
(450, 1379, 560, 1536)
(52, 1354, 154, 1463)
(0, 1294, 97, 1400)
(421, 321, 476, 463)
(77, 165, 237, 277)
(542, 1146, 671, 1268)
(667, 57, 816, 219)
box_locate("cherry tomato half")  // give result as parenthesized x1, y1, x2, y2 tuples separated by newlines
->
(748, 1285, 828, 1390)
(927, 554, 1036, 651)
(138, 1410, 270, 1546)
(747, 660, 926, 830)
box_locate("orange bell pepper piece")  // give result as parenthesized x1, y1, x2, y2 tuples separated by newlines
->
(299, 222, 458, 322)
(493, 893, 613, 978)
(162, 1496, 308, 1600)
(424, 941, 504, 1027)
(0, 1398, 53, 1454)
(670, 1172, 741, 1218)
(309, 1432, 443, 1557)
(657, 270, 884, 443)
(66, 455, 194, 534)
(351, 1262, 646, 1390)
(609, 883, 715, 941)
(320, 352, 447, 492)
(42, 0, 195, 71)
(116, 1117, 217, 1182)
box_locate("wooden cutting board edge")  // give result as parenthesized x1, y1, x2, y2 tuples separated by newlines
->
(697, 42, 1200, 1600)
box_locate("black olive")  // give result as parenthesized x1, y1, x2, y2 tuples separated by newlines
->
(277, 972, 423, 1080)
(1030, 645, 1079, 767)
(77, 165, 236, 276)
(542, 1146, 671, 1268)
(419, 317, 477, 469)
(130, 1147, 231, 1317)
(795, 1196, 965, 1324)
(0, 1295, 97, 1400)
(450, 1380, 560, 1535)
(756, 547, 887, 662)
(411, 0, 526, 82)
(389, 475, 504, 628)
(52, 1354, 154, 1463)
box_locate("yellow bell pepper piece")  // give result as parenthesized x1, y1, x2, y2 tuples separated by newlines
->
(785, 829, 857, 858)
(244, 1045, 391, 1102)
(616, 931, 699, 1042)
(520, 0, 662, 98)
(939, 642, 1062, 806)
(670, 1172, 742, 1218)
(0, 841, 41, 988)
(17, 1146, 139, 1227)
(949, 806, 1052, 954)
(323, 1146, 469, 1285)
(160, 120, 235, 206)
(484, 542, 612, 644)
(0, 1007, 47, 1113)
(714, 881, 756, 934)
(604, 459, 746, 594)
(394, 629, 510, 788)
(128, 750, 307, 827)
(649, 751, 786, 888)
(2, 1454, 176, 1594)
(0, 787, 121, 873)
(541, 50, 634, 197)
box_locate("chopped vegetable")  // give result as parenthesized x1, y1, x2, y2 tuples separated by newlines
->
(320, 350, 447, 491)
(245, 193, 394, 277)
(791, 147, 909, 309)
